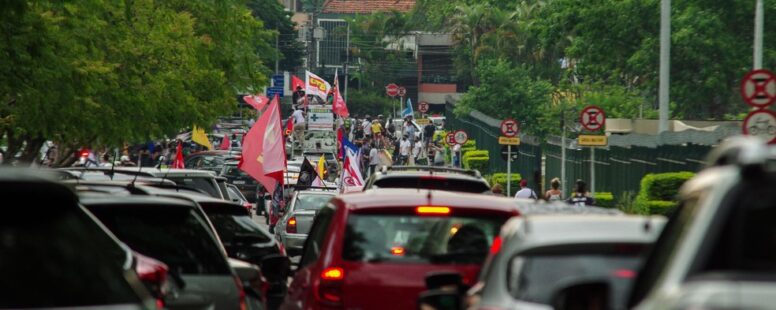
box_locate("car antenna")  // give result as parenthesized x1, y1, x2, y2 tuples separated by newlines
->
(109, 149, 118, 180)
(130, 151, 143, 187)
(643, 217, 652, 232)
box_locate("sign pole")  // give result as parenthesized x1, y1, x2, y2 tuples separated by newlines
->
(754, 0, 764, 70)
(590, 147, 595, 195)
(561, 118, 566, 196)
(507, 145, 511, 197)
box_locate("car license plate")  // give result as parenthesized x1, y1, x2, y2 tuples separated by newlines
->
(233, 180, 245, 184)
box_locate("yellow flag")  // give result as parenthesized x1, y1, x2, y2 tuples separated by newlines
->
(192, 125, 212, 150)
(316, 154, 326, 178)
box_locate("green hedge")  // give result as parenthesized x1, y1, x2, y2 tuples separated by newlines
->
(491, 173, 522, 191)
(635, 171, 694, 214)
(593, 192, 615, 208)
(464, 156, 489, 173)
(463, 150, 489, 161)
(463, 139, 476, 148)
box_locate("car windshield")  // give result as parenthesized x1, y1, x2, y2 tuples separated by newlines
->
(166, 177, 221, 198)
(508, 244, 646, 308)
(0, 207, 138, 307)
(373, 176, 490, 193)
(224, 165, 248, 178)
(204, 210, 272, 244)
(295, 194, 334, 211)
(343, 214, 504, 264)
(87, 205, 231, 275)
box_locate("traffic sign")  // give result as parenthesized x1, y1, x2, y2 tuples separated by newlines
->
(266, 86, 284, 98)
(580, 105, 606, 131)
(418, 101, 429, 113)
(500, 119, 519, 137)
(501, 145, 519, 161)
(578, 135, 608, 146)
(740, 69, 776, 108)
(415, 118, 431, 126)
(743, 109, 776, 144)
(445, 132, 456, 145)
(272, 74, 284, 88)
(453, 130, 469, 145)
(498, 136, 520, 145)
(398, 87, 407, 97)
(386, 83, 399, 97)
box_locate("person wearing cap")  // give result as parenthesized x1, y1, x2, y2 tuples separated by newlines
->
(514, 179, 538, 200)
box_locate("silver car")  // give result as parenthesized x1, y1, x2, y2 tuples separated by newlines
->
(274, 190, 335, 256)
(468, 214, 666, 310)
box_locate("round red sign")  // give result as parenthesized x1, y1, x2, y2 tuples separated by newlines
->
(446, 132, 456, 145)
(386, 83, 399, 97)
(743, 109, 776, 144)
(418, 101, 429, 113)
(454, 130, 469, 145)
(740, 69, 776, 108)
(398, 87, 407, 97)
(500, 119, 519, 137)
(580, 105, 606, 131)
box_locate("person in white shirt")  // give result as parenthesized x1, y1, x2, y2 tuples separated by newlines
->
(452, 143, 461, 167)
(514, 179, 538, 200)
(369, 145, 379, 176)
(362, 117, 372, 138)
(412, 137, 424, 164)
(399, 136, 411, 165)
(292, 108, 306, 145)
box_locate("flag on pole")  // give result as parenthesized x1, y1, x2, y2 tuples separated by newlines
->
(262, 95, 287, 185)
(305, 70, 331, 103)
(171, 142, 185, 169)
(243, 95, 269, 111)
(341, 137, 365, 189)
(284, 116, 294, 137)
(291, 75, 305, 91)
(220, 135, 231, 150)
(240, 99, 279, 192)
(296, 158, 318, 190)
(401, 98, 414, 118)
(192, 125, 212, 150)
(331, 69, 350, 117)
(316, 154, 326, 180)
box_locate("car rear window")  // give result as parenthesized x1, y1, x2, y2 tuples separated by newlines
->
(87, 205, 231, 275)
(507, 244, 646, 308)
(0, 207, 139, 307)
(166, 177, 221, 198)
(224, 165, 248, 178)
(295, 194, 334, 211)
(203, 210, 272, 244)
(343, 214, 504, 264)
(372, 177, 490, 193)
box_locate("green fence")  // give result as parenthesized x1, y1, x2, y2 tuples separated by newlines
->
(444, 103, 712, 199)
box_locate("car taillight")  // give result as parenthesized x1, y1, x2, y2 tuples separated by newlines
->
(286, 216, 297, 234)
(490, 236, 502, 255)
(234, 276, 247, 310)
(316, 267, 345, 306)
(613, 269, 636, 279)
(416, 206, 450, 215)
(134, 252, 169, 304)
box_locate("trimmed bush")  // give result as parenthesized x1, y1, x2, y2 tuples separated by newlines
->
(463, 150, 489, 161)
(491, 173, 522, 191)
(463, 139, 476, 148)
(464, 156, 489, 173)
(433, 130, 448, 144)
(593, 192, 615, 208)
(461, 146, 477, 154)
(635, 171, 694, 214)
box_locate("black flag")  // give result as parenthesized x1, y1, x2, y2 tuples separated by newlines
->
(296, 158, 318, 190)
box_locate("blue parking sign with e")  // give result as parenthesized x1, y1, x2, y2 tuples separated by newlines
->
(266, 86, 284, 98)
(272, 75, 284, 87)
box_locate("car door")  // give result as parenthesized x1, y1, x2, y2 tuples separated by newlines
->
(283, 206, 335, 310)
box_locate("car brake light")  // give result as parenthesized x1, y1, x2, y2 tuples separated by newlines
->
(613, 269, 636, 279)
(321, 267, 344, 280)
(286, 216, 297, 234)
(490, 236, 502, 255)
(416, 206, 450, 215)
(134, 252, 169, 302)
(234, 276, 247, 310)
(390, 246, 405, 256)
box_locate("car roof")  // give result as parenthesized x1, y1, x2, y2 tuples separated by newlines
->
(133, 185, 223, 203)
(111, 167, 217, 177)
(372, 166, 483, 179)
(79, 194, 197, 208)
(334, 188, 522, 213)
(501, 215, 667, 251)
(296, 190, 337, 196)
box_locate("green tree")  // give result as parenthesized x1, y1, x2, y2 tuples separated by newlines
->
(247, 0, 305, 71)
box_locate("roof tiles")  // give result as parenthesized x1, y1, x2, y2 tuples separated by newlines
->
(322, 0, 415, 14)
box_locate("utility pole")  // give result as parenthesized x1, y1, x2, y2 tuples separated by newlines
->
(658, 0, 671, 133)
(561, 111, 566, 196)
(754, 0, 764, 70)
(275, 29, 280, 74)
(344, 24, 350, 102)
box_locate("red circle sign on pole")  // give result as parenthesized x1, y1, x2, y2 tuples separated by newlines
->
(386, 83, 399, 97)
(446, 132, 456, 145)
(454, 130, 469, 145)
(740, 69, 776, 108)
(580, 105, 606, 131)
(418, 101, 429, 113)
(398, 87, 407, 97)
(500, 119, 519, 137)
(743, 109, 776, 144)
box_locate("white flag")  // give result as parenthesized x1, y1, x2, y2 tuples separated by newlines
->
(305, 70, 331, 102)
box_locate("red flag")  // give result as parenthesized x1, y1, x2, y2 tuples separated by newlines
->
(284, 115, 294, 137)
(291, 75, 304, 92)
(337, 127, 344, 160)
(172, 143, 185, 169)
(240, 99, 277, 192)
(243, 95, 269, 111)
(262, 95, 287, 185)
(220, 135, 231, 150)
(332, 86, 350, 117)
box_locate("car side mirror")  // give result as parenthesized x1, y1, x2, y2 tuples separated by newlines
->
(260, 254, 291, 282)
(417, 290, 461, 310)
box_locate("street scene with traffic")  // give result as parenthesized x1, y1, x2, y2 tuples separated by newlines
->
(2, 0, 776, 309)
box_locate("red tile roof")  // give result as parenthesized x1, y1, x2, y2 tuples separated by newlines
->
(322, 0, 415, 14)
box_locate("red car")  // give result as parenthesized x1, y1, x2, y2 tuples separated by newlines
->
(280, 188, 522, 310)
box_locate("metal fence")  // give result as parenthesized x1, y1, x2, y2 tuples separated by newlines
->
(444, 102, 713, 199)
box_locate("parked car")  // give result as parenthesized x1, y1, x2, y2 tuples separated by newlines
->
(629, 137, 776, 309)
(80, 195, 253, 310)
(467, 214, 666, 310)
(109, 167, 225, 199)
(221, 160, 260, 202)
(184, 150, 241, 173)
(274, 190, 336, 256)
(226, 183, 254, 214)
(277, 188, 525, 310)
(0, 169, 156, 309)
(362, 166, 491, 194)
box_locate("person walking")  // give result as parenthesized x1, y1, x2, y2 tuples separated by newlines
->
(431, 142, 446, 166)
(567, 179, 595, 206)
(514, 179, 538, 200)
(423, 122, 435, 148)
(491, 183, 505, 196)
(399, 135, 411, 165)
(292, 108, 306, 146)
(369, 143, 379, 176)
(413, 136, 425, 165)
(545, 177, 563, 201)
